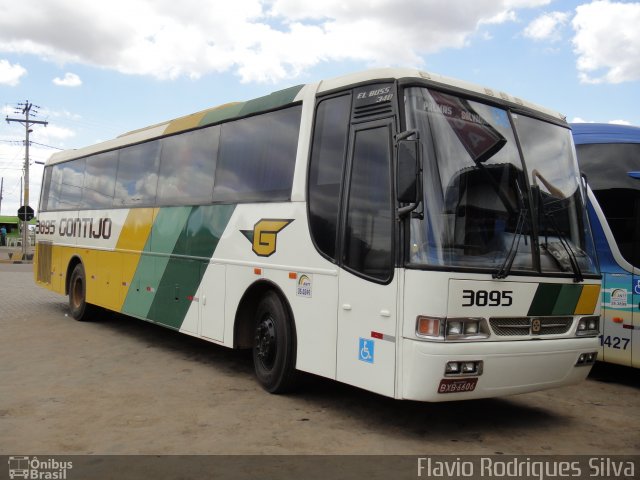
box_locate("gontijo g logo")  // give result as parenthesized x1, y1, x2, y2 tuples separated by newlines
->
(241, 219, 293, 257)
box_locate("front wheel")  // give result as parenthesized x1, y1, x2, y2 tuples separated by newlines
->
(68, 263, 96, 321)
(252, 292, 297, 393)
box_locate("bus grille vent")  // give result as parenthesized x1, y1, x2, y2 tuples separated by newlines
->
(36, 241, 53, 284)
(489, 317, 573, 336)
(353, 102, 393, 119)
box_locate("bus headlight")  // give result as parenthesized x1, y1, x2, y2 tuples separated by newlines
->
(447, 320, 463, 335)
(445, 360, 484, 376)
(576, 352, 597, 366)
(576, 316, 599, 336)
(416, 317, 490, 341)
(445, 318, 489, 340)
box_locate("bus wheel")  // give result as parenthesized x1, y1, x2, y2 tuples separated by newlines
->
(68, 263, 95, 321)
(252, 291, 296, 393)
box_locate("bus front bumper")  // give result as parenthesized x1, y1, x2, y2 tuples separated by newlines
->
(401, 336, 599, 402)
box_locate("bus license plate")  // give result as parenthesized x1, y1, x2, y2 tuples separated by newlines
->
(438, 378, 478, 394)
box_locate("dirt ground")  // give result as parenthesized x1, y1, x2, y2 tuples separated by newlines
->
(1, 262, 639, 456)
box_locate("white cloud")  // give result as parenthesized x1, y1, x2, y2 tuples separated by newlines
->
(0, 59, 27, 86)
(0, 0, 551, 83)
(30, 125, 76, 146)
(569, 117, 632, 125)
(524, 11, 569, 41)
(53, 72, 82, 87)
(572, 0, 640, 84)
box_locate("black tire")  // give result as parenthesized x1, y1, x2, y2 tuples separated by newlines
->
(252, 291, 297, 393)
(68, 263, 95, 321)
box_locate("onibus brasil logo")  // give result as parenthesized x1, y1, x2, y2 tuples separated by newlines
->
(8, 456, 73, 479)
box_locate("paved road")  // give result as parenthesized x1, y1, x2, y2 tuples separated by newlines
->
(1, 263, 639, 455)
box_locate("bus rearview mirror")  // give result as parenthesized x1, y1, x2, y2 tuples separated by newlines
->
(397, 139, 420, 204)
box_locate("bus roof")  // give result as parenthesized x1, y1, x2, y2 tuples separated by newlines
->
(571, 122, 640, 145)
(46, 67, 567, 166)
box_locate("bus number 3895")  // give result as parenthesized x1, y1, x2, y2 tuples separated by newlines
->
(462, 289, 513, 307)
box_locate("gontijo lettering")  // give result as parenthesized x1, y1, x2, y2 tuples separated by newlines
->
(37, 217, 112, 239)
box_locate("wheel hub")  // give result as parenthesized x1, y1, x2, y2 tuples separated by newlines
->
(255, 316, 276, 369)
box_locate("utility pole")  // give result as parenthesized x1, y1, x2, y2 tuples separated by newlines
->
(6, 101, 47, 258)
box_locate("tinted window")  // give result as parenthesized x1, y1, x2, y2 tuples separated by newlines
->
(343, 125, 393, 281)
(213, 105, 302, 202)
(577, 143, 640, 267)
(157, 126, 219, 205)
(405, 87, 535, 271)
(51, 159, 85, 209)
(39, 166, 53, 211)
(308, 95, 351, 260)
(82, 150, 118, 208)
(114, 141, 161, 206)
(515, 116, 597, 274)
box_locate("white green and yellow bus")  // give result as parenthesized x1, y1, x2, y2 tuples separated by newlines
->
(572, 122, 640, 368)
(35, 68, 602, 401)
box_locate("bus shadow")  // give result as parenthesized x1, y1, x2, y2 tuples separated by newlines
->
(84, 307, 255, 376)
(293, 373, 566, 443)
(79, 306, 566, 441)
(588, 361, 640, 390)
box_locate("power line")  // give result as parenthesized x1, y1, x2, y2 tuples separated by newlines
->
(28, 141, 63, 150)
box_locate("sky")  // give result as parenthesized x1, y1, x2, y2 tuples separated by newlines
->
(0, 0, 639, 216)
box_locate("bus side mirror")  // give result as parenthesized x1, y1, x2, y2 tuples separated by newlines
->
(397, 139, 421, 204)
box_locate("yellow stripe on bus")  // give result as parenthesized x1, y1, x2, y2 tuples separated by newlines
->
(574, 284, 600, 315)
(114, 208, 158, 311)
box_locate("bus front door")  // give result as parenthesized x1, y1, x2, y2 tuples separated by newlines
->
(335, 120, 398, 397)
(337, 270, 398, 397)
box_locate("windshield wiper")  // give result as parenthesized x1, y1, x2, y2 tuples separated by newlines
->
(539, 199, 584, 283)
(493, 207, 527, 279)
(493, 179, 528, 279)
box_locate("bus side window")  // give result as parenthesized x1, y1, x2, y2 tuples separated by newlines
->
(82, 151, 118, 209)
(114, 142, 161, 206)
(157, 126, 219, 206)
(213, 105, 301, 202)
(56, 159, 86, 209)
(308, 94, 351, 262)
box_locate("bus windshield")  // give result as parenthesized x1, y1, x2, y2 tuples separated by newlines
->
(575, 141, 640, 268)
(405, 87, 598, 277)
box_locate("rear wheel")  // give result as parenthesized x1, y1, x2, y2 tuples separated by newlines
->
(68, 263, 95, 321)
(252, 291, 297, 393)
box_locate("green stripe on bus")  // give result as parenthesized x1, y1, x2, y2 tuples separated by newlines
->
(149, 204, 236, 329)
(238, 85, 304, 117)
(527, 283, 563, 316)
(551, 284, 583, 315)
(199, 103, 245, 127)
(198, 85, 304, 127)
(121, 207, 192, 319)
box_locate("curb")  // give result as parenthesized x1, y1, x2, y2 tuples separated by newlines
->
(1, 252, 34, 264)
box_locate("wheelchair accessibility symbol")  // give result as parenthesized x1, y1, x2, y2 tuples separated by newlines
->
(359, 338, 375, 364)
(634, 280, 640, 296)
